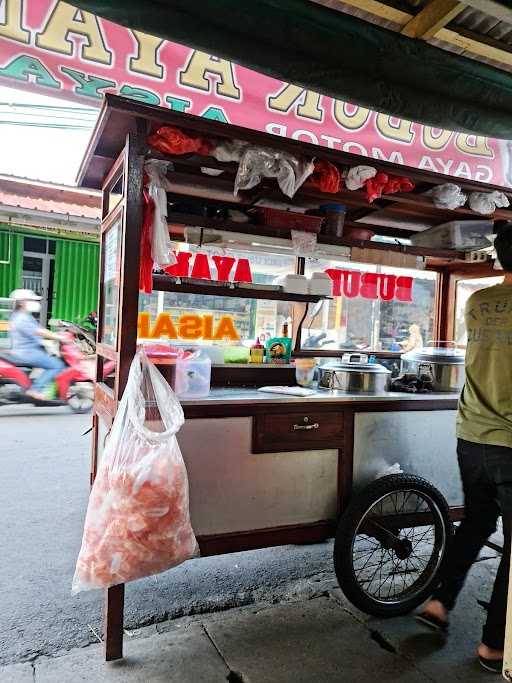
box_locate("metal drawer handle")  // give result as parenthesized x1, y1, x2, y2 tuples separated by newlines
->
(293, 422, 319, 431)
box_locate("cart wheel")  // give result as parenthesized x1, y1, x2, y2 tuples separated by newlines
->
(334, 474, 452, 617)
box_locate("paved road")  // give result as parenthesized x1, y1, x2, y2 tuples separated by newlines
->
(0, 408, 335, 665)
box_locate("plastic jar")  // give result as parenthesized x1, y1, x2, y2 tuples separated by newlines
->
(295, 358, 317, 387)
(320, 204, 346, 237)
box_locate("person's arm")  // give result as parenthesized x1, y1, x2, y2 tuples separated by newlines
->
(36, 328, 64, 342)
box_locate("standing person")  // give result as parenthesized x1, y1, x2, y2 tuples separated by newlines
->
(399, 323, 424, 352)
(418, 221, 512, 673)
(9, 289, 65, 401)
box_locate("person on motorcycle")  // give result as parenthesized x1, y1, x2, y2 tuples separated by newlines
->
(9, 289, 65, 401)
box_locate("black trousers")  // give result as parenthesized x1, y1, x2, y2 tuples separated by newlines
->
(432, 438, 512, 650)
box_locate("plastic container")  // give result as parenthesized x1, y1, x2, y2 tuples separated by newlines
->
(254, 207, 323, 233)
(136, 341, 182, 390)
(223, 346, 250, 364)
(175, 348, 211, 399)
(201, 345, 225, 364)
(320, 204, 346, 237)
(273, 273, 308, 294)
(409, 220, 493, 251)
(295, 358, 317, 387)
(309, 272, 332, 296)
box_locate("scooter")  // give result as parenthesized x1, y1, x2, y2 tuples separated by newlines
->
(0, 331, 95, 413)
(53, 312, 97, 356)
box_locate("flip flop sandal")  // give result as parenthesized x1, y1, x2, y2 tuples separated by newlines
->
(415, 612, 449, 634)
(479, 656, 503, 673)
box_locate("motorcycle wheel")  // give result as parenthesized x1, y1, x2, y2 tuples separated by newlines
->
(68, 383, 94, 414)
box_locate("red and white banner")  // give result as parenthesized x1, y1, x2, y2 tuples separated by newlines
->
(1, 0, 511, 187)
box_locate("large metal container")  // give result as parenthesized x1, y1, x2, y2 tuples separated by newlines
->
(401, 342, 465, 392)
(317, 353, 391, 393)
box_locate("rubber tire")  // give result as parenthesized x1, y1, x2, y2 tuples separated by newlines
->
(68, 385, 93, 414)
(334, 474, 453, 617)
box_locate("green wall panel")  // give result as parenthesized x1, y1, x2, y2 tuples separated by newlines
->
(53, 240, 99, 322)
(0, 230, 23, 298)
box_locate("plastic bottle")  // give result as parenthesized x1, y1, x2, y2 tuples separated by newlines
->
(250, 338, 265, 364)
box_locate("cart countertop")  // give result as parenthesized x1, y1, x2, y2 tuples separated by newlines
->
(179, 387, 460, 407)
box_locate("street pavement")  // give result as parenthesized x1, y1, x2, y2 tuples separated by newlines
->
(0, 407, 504, 681)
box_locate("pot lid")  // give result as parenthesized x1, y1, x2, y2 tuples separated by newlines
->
(321, 362, 391, 374)
(403, 345, 465, 364)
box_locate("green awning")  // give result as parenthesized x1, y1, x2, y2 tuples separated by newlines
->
(69, 0, 512, 138)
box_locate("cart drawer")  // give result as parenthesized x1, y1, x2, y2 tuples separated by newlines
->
(253, 411, 344, 453)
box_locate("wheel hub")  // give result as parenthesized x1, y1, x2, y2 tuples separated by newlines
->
(394, 537, 413, 560)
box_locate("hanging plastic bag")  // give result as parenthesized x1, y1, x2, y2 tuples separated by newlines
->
(291, 229, 318, 257)
(469, 191, 510, 215)
(145, 160, 177, 270)
(212, 139, 248, 163)
(234, 146, 314, 198)
(430, 183, 467, 210)
(72, 352, 198, 592)
(345, 165, 377, 191)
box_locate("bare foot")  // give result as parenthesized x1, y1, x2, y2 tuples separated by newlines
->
(478, 643, 503, 661)
(423, 599, 448, 623)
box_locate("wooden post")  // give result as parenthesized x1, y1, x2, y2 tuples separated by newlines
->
(102, 120, 146, 662)
(104, 584, 125, 661)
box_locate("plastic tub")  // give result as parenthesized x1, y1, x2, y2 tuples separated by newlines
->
(175, 348, 211, 399)
(295, 358, 317, 387)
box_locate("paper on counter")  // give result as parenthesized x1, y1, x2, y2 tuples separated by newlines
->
(258, 385, 316, 397)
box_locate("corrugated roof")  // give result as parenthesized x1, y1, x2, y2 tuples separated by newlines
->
(0, 175, 100, 219)
(313, 0, 512, 70)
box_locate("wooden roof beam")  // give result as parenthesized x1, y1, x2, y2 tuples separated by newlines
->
(338, 0, 512, 66)
(401, 0, 465, 40)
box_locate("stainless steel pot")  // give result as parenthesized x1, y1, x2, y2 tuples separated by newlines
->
(317, 353, 391, 393)
(401, 342, 465, 392)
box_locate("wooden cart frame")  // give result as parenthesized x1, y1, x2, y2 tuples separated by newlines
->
(77, 95, 511, 660)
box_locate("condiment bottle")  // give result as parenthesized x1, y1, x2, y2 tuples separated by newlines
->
(250, 338, 265, 364)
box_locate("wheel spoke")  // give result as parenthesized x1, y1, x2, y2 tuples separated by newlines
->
(345, 485, 447, 607)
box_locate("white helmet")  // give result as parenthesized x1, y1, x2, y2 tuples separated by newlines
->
(10, 289, 41, 302)
(10, 289, 41, 313)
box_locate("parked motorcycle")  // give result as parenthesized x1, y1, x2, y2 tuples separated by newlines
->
(0, 331, 95, 413)
(54, 311, 97, 356)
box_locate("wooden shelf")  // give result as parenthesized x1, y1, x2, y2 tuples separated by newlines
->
(167, 211, 465, 260)
(152, 274, 329, 303)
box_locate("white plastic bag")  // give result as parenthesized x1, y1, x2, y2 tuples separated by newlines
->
(291, 229, 318, 257)
(145, 160, 177, 269)
(234, 146, 314, 198)
(469, 190, 510, 215)
(72, 352, 198, 592)
(212, 139, 248, 163)
(345, 165, 377, 191)
(430, 183, 467, 210)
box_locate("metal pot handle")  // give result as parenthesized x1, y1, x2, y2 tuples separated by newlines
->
(418, 362, 434, 379)
(345, 353, 368, 364)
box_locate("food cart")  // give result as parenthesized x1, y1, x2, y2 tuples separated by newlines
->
(77, 94, 512, 660)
